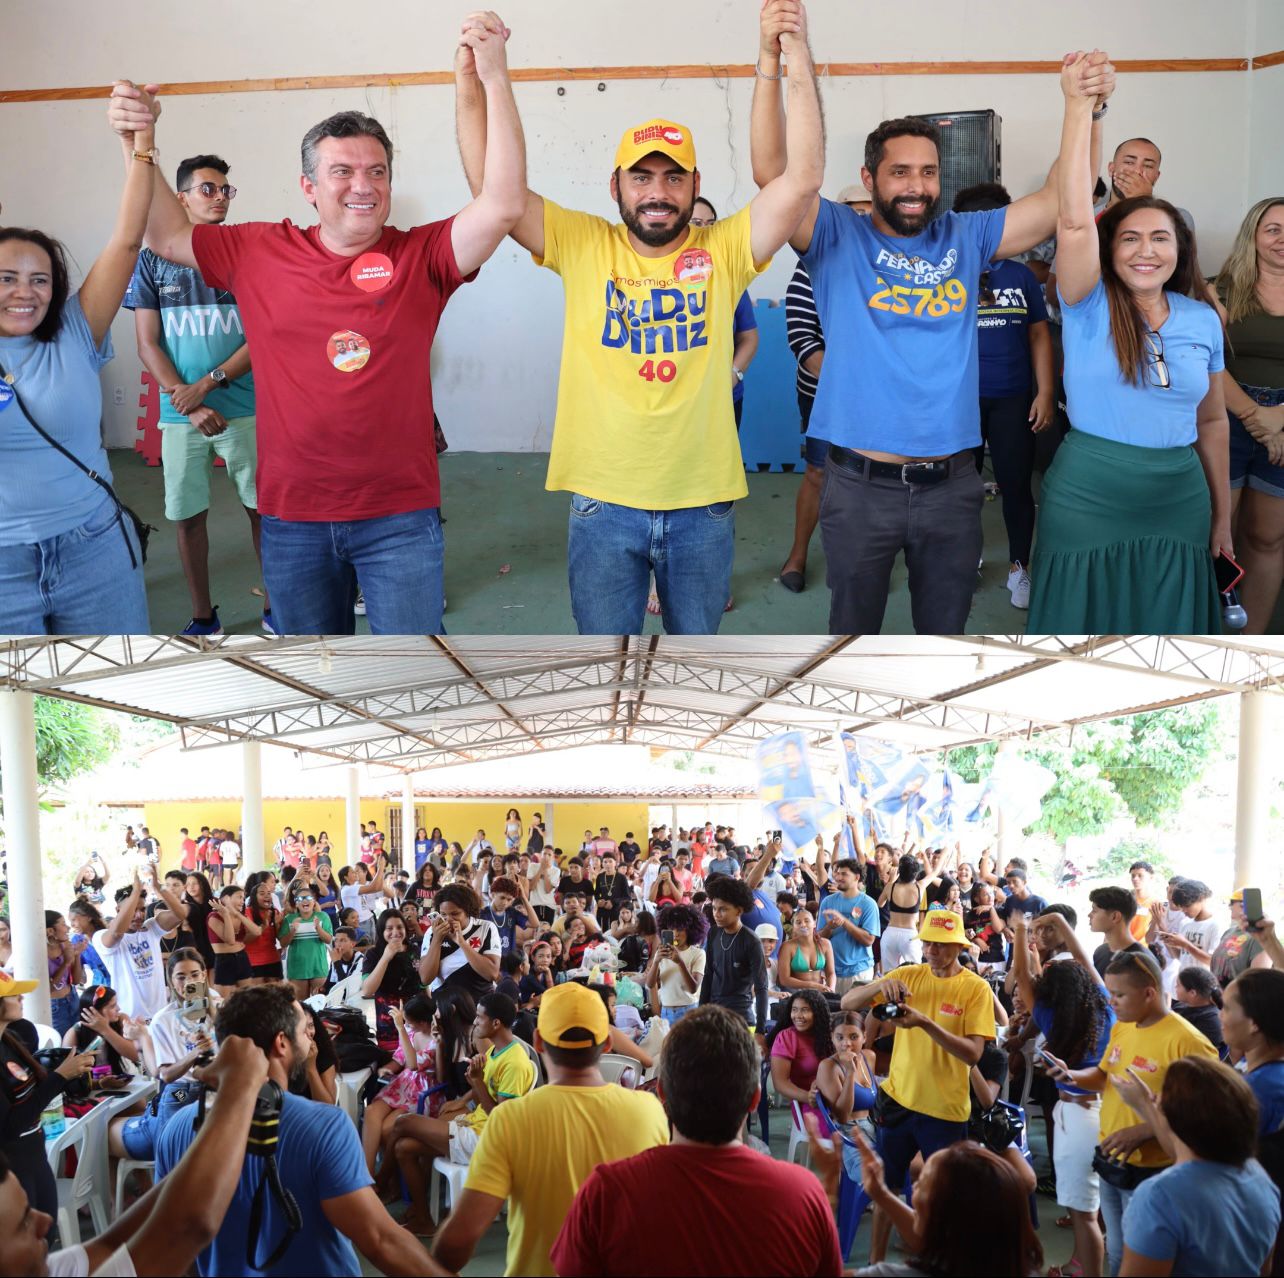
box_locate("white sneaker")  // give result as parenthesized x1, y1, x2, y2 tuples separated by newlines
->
(353, 590, 366, 616)
(1007, 562, 1031, 609)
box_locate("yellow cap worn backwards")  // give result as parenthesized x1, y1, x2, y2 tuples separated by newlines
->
(615, 119, 697, 173)
(537, 981, 610, 1049)
(918, 910, 968, 944)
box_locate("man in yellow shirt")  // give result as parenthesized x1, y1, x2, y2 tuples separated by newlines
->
(453, 2, 824, 633)
(431, 981, 669, 1277)
(1046, 948, 1218, 1276)
(842, 909, 996, 1264)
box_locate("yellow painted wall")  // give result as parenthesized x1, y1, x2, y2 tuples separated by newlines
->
(143, 799, 649, 869)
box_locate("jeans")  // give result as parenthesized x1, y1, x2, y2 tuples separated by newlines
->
(1099, 1178, 1135, 1276)
(819, 450, 984, 634)
(49, 993, 79, 1039)
(975, 394, 1037, 565)
(119, 1080, 202, 1159)
(261, 507, 444, 634)
(876, 1107, 968, 1188)
(660, 1005, 693, 1025)
(0, 494, 149, 633)
(566, 494, 735, 634)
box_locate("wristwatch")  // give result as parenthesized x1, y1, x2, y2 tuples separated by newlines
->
(209, 368, 228, 385)
(732, 366, 745, 383)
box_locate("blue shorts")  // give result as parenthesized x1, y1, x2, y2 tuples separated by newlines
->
(1229, 384, 1284, 498)
(119, 1080, 201, 1159)
(875, 1105, 968, 1190)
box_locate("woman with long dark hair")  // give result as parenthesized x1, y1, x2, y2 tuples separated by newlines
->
(1029, 57, 1229, 631)
(242, 870, 283, 983)
(0, 109, 156, 631)
(44, 910, 83, 1039)
(361, 908, 424, 1052)
(878, 855, 924, 970)
(646, 902, 709, 1023)
(178, 871, 217, 968)
(767, 989, 834, 1125)
(409, 860, 441, 907)
(1173, 965, 1225, 1053)
(67, 898, 112, 987)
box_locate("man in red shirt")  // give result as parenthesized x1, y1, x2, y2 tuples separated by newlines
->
(106, 13, 528, 634)
(551, 1004, 842, 1276)
(180, 828, 198, 873)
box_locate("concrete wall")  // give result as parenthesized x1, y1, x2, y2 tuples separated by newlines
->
(4, 0, 1267, 449)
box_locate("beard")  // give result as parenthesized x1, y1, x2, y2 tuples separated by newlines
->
(871, 185, 941, 235)
(617, 191, 695, 248)
(287, 1041, 310, 1086)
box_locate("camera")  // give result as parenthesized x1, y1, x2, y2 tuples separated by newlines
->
(181, 978, 211, 1024)
(871, 1002, 908, 1022)
(977, 1100, 1026, 1153)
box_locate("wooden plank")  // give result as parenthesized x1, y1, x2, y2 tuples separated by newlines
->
(0, 56, 1252, 104)
(1252, 49, 1284, 69)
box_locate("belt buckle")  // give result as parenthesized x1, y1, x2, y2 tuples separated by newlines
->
(902, 462, 929, 485)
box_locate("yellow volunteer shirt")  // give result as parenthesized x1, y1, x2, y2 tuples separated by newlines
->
(537, 200, 768, 509)
(458, 1040, 536, 1132)
(466, 1082, 670, 1277)
(881, 963, 997, 1123)
(1098, 1012, 1217, 1167)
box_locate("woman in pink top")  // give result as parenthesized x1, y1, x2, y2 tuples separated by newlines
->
(767, 988, 833, 1125)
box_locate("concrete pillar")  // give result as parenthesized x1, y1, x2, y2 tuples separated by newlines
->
(241, 741, 264, 875)
(1234, 690, 1274, 891)
(346, 767, 362, 866)
(401, 775, 416, 873)
(0, 691, 50, 1025)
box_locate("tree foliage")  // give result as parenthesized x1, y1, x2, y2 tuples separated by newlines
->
(31, 698, 119, 791)
(945, 704, 1221, 843)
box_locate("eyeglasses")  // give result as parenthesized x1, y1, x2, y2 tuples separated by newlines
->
(1144, 329, 1171, 389)
(180, 182, 237, 200)
(978, 270, 995, 308)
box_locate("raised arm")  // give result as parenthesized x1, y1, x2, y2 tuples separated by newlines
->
(107, 81, 198, 271)
(749, 1, 791, 188)
(79, 83, 157, 346)
(749, 1, 825, 262)
(153, 873, 189, 929)
(102, 873, 145, 948)
(454, 15, 544, 258)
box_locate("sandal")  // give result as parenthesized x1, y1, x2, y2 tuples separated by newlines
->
(646, 592, 662, 616)
(1055, 1214, 1074, 1229)
(1047, 1261, 1084, 1277)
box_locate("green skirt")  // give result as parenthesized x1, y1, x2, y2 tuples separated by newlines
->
(1028, 430, 1220, 632)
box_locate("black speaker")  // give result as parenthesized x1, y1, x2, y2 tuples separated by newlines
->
(911, 109, 1002, 216)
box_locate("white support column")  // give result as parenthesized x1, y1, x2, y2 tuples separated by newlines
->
(1234, 690, 1273, 891)
(346, 767, 362, 866)
(401, 776, 416, 873)
(241, 741, 264, 875)
(670, 805, 678, 841)
(995, 805, 1010, 871)
(0, 691, 50, 1025)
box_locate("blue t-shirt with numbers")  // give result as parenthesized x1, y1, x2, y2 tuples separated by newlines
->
(977, 258, 1049, 398)
(801, 199, 1007, 457)
(156, 1088, 371, 1276)
(124, 248, 256, 425)
(1059, 278, 1224, 448)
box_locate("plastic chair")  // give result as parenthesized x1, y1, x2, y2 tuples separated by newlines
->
(47, 1115, 110, 1244)
(597, 1052, 641, 1087)
(787, 1100, 812, 1166)
(113, 1157, 152, 1218)
(429, 1155, 469, 1216)
(1001, 1038, 1037, 1111)
(513, 1036, 544, 1088)
(336, 1066, 373, 1125)
(814, 1095, 872, 1261)
(32, 1023, 61, 1050)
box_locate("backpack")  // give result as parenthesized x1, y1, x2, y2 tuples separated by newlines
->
(319, 1006, 391, 1074)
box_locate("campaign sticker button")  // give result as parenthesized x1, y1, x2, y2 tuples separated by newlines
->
(328, 330, 371, 372)
(350, 253, 394, 292)
(0, 383, 12, 411)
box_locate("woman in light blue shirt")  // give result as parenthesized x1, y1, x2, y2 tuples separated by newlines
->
(0, 102, 156, 633)
(1028, 55, 1230, 632)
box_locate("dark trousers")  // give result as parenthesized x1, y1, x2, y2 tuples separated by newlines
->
(819, 451, 984, 633)
(974, 394, 1037, 565)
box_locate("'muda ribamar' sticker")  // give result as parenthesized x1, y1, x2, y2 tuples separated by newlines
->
(350, 252, 394, 293)
(327, 330, 371, 372)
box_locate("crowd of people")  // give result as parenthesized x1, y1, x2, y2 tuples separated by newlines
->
(2, 800, 1282, 1276)
(1, 2, 1280, 637)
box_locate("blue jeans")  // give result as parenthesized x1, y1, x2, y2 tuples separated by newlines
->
(49, 994, 79, 1039)
(566, 494, 735, 634)
(119, 1080, 202, 1159)
(875, 1107, 968, 1189)
(0, 495, 149, 633)
(261, 507, 444, 634)
(660, 1005, 693, 1025)
(1099, 1178, 1135, 1277)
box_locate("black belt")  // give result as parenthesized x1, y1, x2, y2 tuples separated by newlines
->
(828, 445, 962, 485)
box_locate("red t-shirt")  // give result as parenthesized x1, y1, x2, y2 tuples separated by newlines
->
(180, 838, 197, 871)
(191, 218, 471, 521)
(551, 1142, 841, 1277)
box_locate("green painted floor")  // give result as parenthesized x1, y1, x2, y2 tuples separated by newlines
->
(359, 1097, 1079, 1275)
(112, 448, 1040, 636)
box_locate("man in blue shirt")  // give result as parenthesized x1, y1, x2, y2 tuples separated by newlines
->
(749, 17, 1115, 632)
(156, 983, 446, 1277)
(125, 154, 267, 637)
(818, 858, 881, 993)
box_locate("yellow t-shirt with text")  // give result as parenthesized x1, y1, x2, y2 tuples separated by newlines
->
(537, 200, 768, 509)
(1098, 1012, 1217, 1167)
(881, 963, 996, 1122)
(466, 1081, 670, 1277)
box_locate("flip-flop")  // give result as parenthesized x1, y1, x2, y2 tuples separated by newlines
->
(724, 596, 734, 612)
(646, 592, 662, 616)
(779, 569, 805, 593)
(1055, 1214, 1074, 1229)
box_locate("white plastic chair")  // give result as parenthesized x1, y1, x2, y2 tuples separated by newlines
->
(336, 1066, 373, 1125)
(46, 1115, 110, 1244)
(1001, 1038, 1038, 1111)
(514, 1037, 544, 1088)
(597, 1052, 641, 1088)
(32, 1023, 61, 1050)
(429, 1156, 469, 1216)
(787, 1100, 811, 1167)
(113, 1157, 152, 1217)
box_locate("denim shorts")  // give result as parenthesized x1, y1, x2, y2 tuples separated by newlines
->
(1228, 384, 1284, 498)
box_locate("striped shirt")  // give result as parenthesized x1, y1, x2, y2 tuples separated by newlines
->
(786, 261, 824, 399)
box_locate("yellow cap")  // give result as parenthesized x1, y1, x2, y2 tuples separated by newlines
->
(918, 910, 968, 944)
(537, 982, 610, 1049)
(1230, 889, 1245, 902)
(0, 971, 39, 997)
(614, 119, 696, 173)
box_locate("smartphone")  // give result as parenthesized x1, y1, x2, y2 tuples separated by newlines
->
(1037, 1047, 1059, 1071)
(1242, 887, 1264, 929)
(85, 1035, 105, 1053)
(1215, 551, 1245, 594)
(661, 929, 675, 946)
